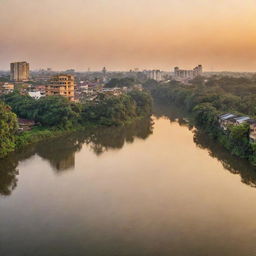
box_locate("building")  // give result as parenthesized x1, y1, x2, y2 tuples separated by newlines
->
(46, 74, 75, 101)
(219, 113, 251, 131)
(174, 65, 203, 80)
(233, 116, 250, 125)
(10, 61, 29, 82)
(0, 82, 14, 94)
(248, 120, 256, 143)
(218, 113, 256, 143)
(102, 67, 107, 83)
(218, 113, 237, 130)
(28, 91, 43, 100)
(18, 118, 36, 131)
(146, 70, 163, 81)
(101, 88, 122, 96)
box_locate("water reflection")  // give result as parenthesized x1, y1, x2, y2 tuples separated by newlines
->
(194, 130, 256, 187)
(153, 102, 193, 129)
(0, 118, 153, 196)
(0, 158, 18, 196)
(154, 102, 256, 188)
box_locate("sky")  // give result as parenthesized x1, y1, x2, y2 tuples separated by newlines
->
(1, 0, 256, 71)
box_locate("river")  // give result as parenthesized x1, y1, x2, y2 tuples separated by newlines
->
(1, 104, 256, 256)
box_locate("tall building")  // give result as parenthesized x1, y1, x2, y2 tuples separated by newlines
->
(147, 70, 163, 81)
(102, 67, 107, 76)
(174, 65, 203, 80)
(46, 74, 75, 101)
(10, 61, 30, 81)
(102, 67, 107, 83)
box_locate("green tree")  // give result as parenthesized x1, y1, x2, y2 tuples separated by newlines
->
(105, 77, 136, 88)
(35, 96, 81, 128)
(0, 101, 18, 158)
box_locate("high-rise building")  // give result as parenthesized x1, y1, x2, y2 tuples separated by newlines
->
(10, 61, 30, 81)
(46, 74, 75, 101)
(102, 67, 107, 83)
(174, 65, 203, 80)
(102, 67, 107, 75)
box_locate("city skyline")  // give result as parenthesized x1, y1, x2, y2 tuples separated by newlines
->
(1, 0, 256, 71)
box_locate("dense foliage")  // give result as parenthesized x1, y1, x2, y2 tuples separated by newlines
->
(1, 93, 81, 128)
(81, 90, 152, 126)
(105, 77, 136, 88)
(147, 76, 256, 165)
(0, 90, 152, 158)
(0, 101, 18, 158)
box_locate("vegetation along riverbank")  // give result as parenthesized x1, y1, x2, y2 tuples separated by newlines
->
(0, 90, 152, 159)
(144, 76, 256, 166)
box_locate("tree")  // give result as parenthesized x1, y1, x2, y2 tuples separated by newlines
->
(228, 123, 251, 158)
(35, 96, 81, 128)
(0, 101, 18, 158)
(105, 77, 136, 88)
(128, 90, 152, 117)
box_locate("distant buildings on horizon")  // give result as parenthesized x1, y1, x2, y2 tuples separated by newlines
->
(7, 61, 204, 80)
(145, 70, 163, 82)
(174, 65, 203, 80)
(3, 61, 205, 101)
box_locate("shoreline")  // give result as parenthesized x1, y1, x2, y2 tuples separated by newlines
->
(2, 115, 151, 160)
(152, 98, 256, 167)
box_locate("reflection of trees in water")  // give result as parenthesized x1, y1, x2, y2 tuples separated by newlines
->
(35, 137, 82, 173)
(0, 159, 18, 196)
(153, 102, 193, 129)
(155, 102, 256, 188)
(0, 117, 153, 196)
(83, 118, 154, 155)
(0, 146, 37, 196)
(194, 130, 256, 187)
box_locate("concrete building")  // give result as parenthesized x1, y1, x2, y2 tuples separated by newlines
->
(102, 67, 107, 83)
(46, 74, 75, 101)
(10, 61, 30, 82)
(28, 91, 43, 100)
(147, 70, 163, 81)
(174, 65, 203, 80)
(0, 82, 14, 94)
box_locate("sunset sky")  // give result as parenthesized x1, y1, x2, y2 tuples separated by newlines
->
(1, 0, 256, 71)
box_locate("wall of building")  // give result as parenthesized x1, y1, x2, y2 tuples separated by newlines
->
(46, 74, 75, 101)
(10, 62, 29, 82)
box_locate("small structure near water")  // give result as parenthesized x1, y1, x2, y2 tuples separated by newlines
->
(218, 113, 256, 143)
(18, 118, 36, 131)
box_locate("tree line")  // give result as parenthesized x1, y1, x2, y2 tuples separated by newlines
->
(145, 76, 256, 165)
(0, 90, 152, 158)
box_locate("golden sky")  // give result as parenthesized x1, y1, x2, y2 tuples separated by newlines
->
(1, 0, 256, 71)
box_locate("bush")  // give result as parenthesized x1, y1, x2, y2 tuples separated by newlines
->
(0, 101, 18, 158)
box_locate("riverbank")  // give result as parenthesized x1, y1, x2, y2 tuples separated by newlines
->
(0, 90, 153, 159)
(14, 114, 151, 152)
(147, 80, 256, 166)
(2, 114, 256, 256)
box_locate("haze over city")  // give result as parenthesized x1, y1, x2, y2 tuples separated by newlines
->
(1, 0, 256, 71)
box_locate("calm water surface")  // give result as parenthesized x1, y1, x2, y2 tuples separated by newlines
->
(1, 106, 256, 256)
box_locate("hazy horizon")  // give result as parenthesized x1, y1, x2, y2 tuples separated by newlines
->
(1, 0, 256, 72)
